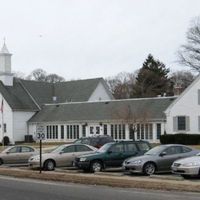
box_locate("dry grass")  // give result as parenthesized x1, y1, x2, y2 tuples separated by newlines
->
(0, 167, 199, 192)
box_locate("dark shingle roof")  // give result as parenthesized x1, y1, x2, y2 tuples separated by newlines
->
(54, 78, 103, 102)
(29, 97, 176, 123)
(20, 79, 54, 106)
(0, 77, 109, 111)
(0, 79, 39, 111)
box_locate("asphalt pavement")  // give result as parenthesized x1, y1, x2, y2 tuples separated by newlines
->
(0, 176, 199, 200)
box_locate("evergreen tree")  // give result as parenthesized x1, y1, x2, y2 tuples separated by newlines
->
(133, 54, 170, 97)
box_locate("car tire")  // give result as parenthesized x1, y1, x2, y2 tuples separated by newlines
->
(0, 158, 3, 165)
(44, 160, 55, 171)
(90, 160, 103, 173)
(143, 162, 156, 175)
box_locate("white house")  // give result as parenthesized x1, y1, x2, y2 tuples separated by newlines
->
(165, 75, 200, 135)
(0, 43, 114, 144)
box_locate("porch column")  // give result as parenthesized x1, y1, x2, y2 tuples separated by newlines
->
(58, 125, 61, 141)
(125, 124, 129, 140)
(152, 123, 157, 143)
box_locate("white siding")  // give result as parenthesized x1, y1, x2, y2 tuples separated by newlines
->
(0, 94, 13, 143)
(29, 121, 163, 143)
(165, 76, 200, 134)
(13, 111, 35, 142)
(88, 82, 112, 101)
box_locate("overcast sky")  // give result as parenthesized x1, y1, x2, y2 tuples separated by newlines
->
(0, 0, 200, 80)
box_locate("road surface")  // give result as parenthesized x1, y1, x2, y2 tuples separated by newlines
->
(0, 176, 199, 200)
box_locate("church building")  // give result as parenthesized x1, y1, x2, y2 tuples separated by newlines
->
(0, 43, 199, 145)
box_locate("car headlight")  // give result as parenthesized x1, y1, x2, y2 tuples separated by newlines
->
(80, 157, 87, 162)
(182, 162, 200, 167)
(130, 160, 143, 165)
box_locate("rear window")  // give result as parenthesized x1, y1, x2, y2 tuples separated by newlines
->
(76, 145, 92, 152)
(182, 146, 192, 153)
(137, 142, 151, 151)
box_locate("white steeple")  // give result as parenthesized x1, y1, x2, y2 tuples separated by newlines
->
(0, 40, 13, 86)
(0, 43, 10, 54)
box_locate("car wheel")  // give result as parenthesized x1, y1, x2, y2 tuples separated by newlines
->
(44, 160, 55, 171)
(90, 161, 103, 173)
(143, 162, 156, 175)
(0, 158, 3, 165)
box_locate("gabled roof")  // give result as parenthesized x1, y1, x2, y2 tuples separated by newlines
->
(20, 79, 54, 106)
(54, 78, 106, 102)
(0, 77, 111, 111)
(29, 97, 176, 123)
(0, 79, 39, 111)
(165, 74, 200, 114)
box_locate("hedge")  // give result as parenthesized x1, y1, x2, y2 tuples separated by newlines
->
(160, 134, 200, 145)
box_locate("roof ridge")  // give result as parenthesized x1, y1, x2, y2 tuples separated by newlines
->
(44, 96, 176, 106)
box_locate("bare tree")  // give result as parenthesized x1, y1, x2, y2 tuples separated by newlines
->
(178, 17, 200, 72)
(26, 68, 65, 83)
(112, 104, 151, 140)
(170, 70, 195, 91)
(26, 68, 47, 81)
(106, 72, 136, 99)
(45, 74, 65, 83)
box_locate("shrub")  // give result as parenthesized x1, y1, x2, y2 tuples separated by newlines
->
(160, 134, 200, 145)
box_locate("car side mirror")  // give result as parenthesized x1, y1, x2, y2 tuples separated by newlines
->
(160, 152, 167, 157)
(6, 151, 10, 154)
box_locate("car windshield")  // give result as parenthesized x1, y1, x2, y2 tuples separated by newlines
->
(51, 145, 66, 153)
(97, 143, 113, 153)
(145, 145, 166, 155)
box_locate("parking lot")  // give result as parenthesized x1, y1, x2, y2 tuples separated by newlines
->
(0, 142, 200, 191)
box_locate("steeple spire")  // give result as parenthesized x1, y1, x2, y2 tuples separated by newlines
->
(0, 38, 10, 54)
(0, 40, 13, 86)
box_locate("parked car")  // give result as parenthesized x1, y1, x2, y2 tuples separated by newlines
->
(29, 144, 97, 171)
(0, 145, 38, 165)
(123, 144, 199, 175)
(74, 135, 114, 149)
(75, 140, 151, 172)
(171, 152, 200, 178)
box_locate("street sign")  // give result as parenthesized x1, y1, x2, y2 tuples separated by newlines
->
(37, 132, 45, 140)
(36, 125, 45, 134)
(36, 124, 45, 174)
(36, 124, 45, 140)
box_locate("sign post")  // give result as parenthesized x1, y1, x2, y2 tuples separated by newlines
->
(36, 125, 45, 174)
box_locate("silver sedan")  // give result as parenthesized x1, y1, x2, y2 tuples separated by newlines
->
(123, 144, 199, 175)
(171, 153, 200, 178)
(0, 146, 38, 165)
(29, 144, 97, 171)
